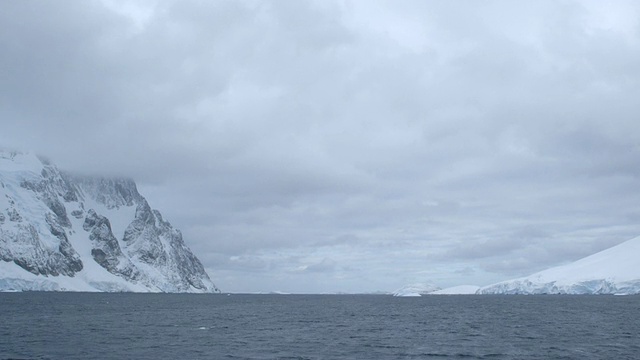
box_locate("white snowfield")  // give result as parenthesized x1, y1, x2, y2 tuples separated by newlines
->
(0, 150, 219, 293)
(479, 236, 640, 295)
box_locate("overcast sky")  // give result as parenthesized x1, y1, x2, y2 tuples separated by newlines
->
(2, 0, 640, 293)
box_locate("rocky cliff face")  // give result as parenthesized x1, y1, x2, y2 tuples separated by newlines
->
(0, 150, 219, 293)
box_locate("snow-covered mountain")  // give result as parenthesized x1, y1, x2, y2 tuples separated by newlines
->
(479, 236, 640, 295)
(0, 150, 219, 293)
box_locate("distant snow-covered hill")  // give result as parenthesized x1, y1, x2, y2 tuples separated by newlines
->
(0, 150, 219, 293)
(430, 285, 480, 295)
(393, 282, 441, 296)
(479, 236, 640, 295)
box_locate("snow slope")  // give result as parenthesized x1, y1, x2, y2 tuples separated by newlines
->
(479, 236, 640, 295)
(0, 150, 219, 293)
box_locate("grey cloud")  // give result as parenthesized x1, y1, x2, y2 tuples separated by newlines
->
(2, 0, 640, 292)
(300, 258, 338, 273)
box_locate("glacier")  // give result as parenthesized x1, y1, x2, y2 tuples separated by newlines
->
(479, 236, 640, 295)
(0, 150, 219, 293)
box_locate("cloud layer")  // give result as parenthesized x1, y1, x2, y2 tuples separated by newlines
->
(2, 0, 640, 292)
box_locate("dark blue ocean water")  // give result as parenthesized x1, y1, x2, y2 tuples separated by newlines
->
(0, 293, 639, 359)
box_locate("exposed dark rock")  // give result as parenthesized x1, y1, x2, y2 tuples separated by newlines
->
(7, 208, 21, 222)
(121, 204, 218, 292)
(46, 214, 83, 274)
(83, 209, 139, 280)
(20, 178, 45, 192)
(1, 223, 82, 277)
(71, 177, 142, 209)
(123, 200, 164, 264)
(44, 195, 71, 228)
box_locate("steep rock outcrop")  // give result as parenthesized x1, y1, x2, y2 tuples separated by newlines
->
(0, 150, 219, 293)
(83, 209, 139, 281)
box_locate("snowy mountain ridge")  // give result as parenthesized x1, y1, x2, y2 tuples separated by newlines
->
(0, 150, 219, 293)
(479, 236, 640, 295)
